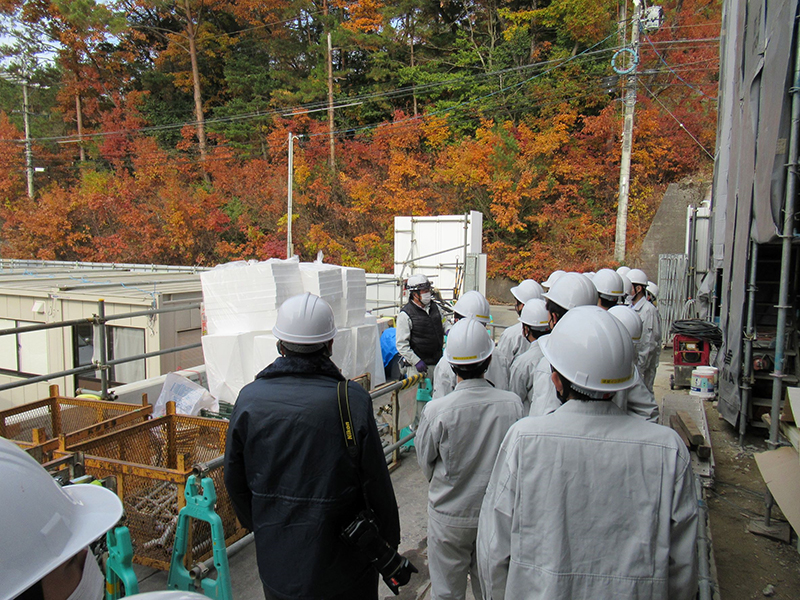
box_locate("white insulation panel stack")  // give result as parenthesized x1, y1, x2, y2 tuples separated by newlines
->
(201, 258, 303, 334)
(200, 258, 383, 401)
(342, 266, 367, 327)
(202, 330, 269, 404)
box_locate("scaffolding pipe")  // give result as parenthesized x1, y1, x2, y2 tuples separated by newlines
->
(0, 364, 97, 392)
(0, 302, 200, 337)
(192, 454, 225, 477)
(97, 300, 109, 399)
(192, 532, 255, 580)
(739, 241, 758, 447)
(384, 431, 416, 456)
(765, 22, 800, 525)
(695, 475, 714, 600)
(105, 342, 202, 367)
(369, 374, 425, 400)
(686, 206, 698, 300)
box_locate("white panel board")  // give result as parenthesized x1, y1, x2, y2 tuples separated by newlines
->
(393, 212, 484, 302)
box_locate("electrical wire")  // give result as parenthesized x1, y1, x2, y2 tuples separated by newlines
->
(306, 30, 625, 139)
(643, 33, 719, 100)
(640, 80, 716, 161)
(0, 70, 721, 172)
(0, 46, 621, 144)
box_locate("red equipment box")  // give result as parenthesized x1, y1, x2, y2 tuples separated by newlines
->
(673, 334, 711, 367)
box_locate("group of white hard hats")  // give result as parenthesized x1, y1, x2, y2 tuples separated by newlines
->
(0, 437, 208, 600)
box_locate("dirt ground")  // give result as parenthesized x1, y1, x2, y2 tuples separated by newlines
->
(654, 350, 800, 600)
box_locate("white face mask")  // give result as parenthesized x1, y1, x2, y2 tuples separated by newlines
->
(420, 291, 432, 306)
(65, 551, 104, 600)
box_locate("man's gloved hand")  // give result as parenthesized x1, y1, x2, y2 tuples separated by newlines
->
(415, 360, 427, 373)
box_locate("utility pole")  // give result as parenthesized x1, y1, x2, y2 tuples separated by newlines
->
(22, 77, 34, 199)
(75, 93, 85, 162)
(613, 0, 642, 263)
(287, 132, 299, 258)
(327, 31, 335, 169)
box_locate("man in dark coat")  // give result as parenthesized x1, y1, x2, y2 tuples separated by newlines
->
(225, 293, 402, 600)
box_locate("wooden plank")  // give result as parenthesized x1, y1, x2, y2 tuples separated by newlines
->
(677, 410, 705, 446)
(670, 415, 692, 448)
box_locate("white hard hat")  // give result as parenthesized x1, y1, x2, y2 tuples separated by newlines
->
(543, 272, 598, 311)
(0, 438, 124, 600)
(453, 290, 491, 324)
(518, 298, 550, 329)
(540, 305, 637, 396)
(626, 268, 648, 286)
(619, 273, 633, 297)
(273, 292, 337, 344)
(584, 272, 596, 280)
(406, 273, 431, 291)
(445, 316, 494, 365)
(542, 270, 566, 291)
(647, 281, 659, 299)
(616, 266, 631, 276)
(510, 279, 543, 303)
(608, 305, 643, 341)
(129, 594, 210, 599)
(592, 268, 626, 300)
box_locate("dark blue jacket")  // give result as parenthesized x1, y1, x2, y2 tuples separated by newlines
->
(224, 354, 401, 599)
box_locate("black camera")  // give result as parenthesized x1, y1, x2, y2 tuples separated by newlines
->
(342, 510, 418, 595)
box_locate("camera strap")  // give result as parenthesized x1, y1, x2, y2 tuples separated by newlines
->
(337, 380, 373, 511)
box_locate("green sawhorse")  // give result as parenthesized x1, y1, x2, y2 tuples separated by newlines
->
(167, 475, 234, 600)
(105, 526, 139, 599)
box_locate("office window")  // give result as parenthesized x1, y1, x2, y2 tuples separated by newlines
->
(0, 319, 48, 376)
(73, 324, 146, 388)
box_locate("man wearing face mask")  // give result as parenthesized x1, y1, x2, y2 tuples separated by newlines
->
(396, 274, 445, 385)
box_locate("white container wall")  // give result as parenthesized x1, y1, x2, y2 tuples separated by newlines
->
(394, 211, 484, 302)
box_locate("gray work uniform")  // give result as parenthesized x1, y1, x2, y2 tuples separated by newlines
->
(477, 400, 698, 600)
(496, 322, 529, 367)
(508, 339, 544, 415)
(614, 366, 660, 422)
(633, 297, 662, 393)
(528, 336, 560, 417)
(417, 379, 524, 600)
(432, 353, 510, 399)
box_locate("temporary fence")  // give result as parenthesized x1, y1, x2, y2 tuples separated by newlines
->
(52, 401, 246, 570)
(658, 254, 688, 346)
(1, 385, 152, 462)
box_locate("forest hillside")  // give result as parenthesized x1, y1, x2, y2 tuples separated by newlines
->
(0, 0, 720, 280)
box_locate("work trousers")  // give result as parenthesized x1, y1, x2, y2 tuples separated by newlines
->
(427, 513, 483, 600)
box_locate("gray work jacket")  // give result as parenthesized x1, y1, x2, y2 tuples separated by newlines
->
(496, 322, 529, 367)
(477, 400, 698, 600)
(508, 339, 544, 415)
(432, 352, 510, 399)
(416, 379, 524, 527)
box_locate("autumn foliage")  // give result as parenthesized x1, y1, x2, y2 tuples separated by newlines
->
(0, 0, 721, 280)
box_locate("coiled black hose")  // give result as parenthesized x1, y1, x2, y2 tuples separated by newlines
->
(670, 319, 723, 347)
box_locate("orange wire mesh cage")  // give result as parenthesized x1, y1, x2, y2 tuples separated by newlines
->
(0, 385, 153, 462)
(54, 402, 246, 570)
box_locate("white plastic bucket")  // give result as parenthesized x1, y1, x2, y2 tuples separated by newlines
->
(690, 366, 717, 398)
